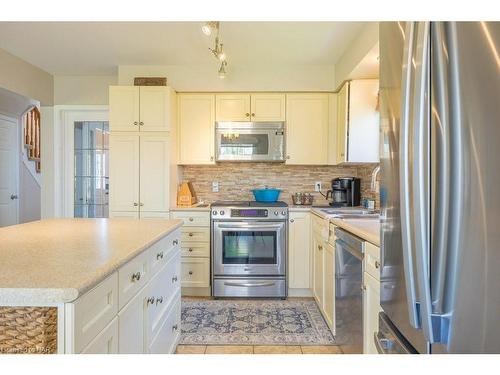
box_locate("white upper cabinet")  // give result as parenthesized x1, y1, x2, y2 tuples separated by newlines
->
(215, 94, 251, 121)
(286, 93, 329, 165)
(109, 134, 140, 212)
(140, 135, 170, 212)
(336, 79, 380, 163)
(109, 86, 173, 132)
(250, 94, 285, 121)
(178, 94, 215, 164)
(109, 86, 140, 132)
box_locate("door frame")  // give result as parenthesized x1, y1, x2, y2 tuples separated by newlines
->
(0, 112, 20, 225)
(58, 106, 109, 217)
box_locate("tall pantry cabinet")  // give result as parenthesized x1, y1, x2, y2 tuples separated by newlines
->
(108, 86, 178, 218)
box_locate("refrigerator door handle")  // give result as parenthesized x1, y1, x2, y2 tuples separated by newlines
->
(412, 21, 436, 343)
(399, 21, 421, 330)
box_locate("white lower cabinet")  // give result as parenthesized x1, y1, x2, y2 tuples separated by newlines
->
(288, 211, 311, 291)
(65, 228, 182, 354)
(323, 242, 335, 332)
(312, 233, 325, 307)
(362, 241, 382, 354)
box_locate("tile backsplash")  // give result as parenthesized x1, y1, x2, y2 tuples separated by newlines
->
(180, 163, 380, 208)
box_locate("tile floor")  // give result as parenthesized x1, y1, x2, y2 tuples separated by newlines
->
(175, 345, 344, 354)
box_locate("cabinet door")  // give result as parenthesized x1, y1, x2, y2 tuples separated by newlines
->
(312, 234, 324, 308)
(288, 211, 311, 289)
(148, 295, 181, 354)
(109, 134, 139, 213)
(80, 317, 119, 354)
(178, 94, 215, 164)
(363, 271, 382, 354)
(250, 93, 285, 121)
(323, 243, 335, 332)
(118, 289, 145, 354)
(139, 135, 170, 212)
(215, 94, 251, 121)
(336, 83, 349, 163)
(139, 86, 170, 132)
(286, 94, 329, 164)
(109, 86, 140, 132)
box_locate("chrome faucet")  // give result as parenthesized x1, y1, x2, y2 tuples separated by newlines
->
(371, 165, 381, 192)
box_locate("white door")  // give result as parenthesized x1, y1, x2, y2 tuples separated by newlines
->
(363, 271, 382, 354)
(288, 211, 311, 289)
(109, 86, 140, 132)
(250, 94, 286, 121)
(215, 94, 251, 121)
(109, 134, 140, 212)
(178, 94, 215, 164)
(0, 115, 18, 227)
(139, 87, 170, 132)
(139, 135, 170, 213)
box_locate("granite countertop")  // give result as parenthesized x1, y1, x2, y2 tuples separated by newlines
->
(0, 218, 182, 305)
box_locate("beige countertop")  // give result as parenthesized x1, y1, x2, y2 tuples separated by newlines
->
(0, 218, 182, 305)
(170, 204, 211, 211)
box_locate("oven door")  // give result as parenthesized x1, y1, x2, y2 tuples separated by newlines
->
(215, 122, 285, 162)
(212, 221, 286, 276)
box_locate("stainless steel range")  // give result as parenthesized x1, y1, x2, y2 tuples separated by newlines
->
(211, 201, 288, 298)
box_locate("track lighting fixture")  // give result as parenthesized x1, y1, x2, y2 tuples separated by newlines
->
(202, 21, 228, 78)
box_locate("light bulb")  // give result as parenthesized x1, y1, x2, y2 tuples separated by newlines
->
(218, 63, 226, 79)
(202, 24, 212, 36)
(218, 52, 226, 61)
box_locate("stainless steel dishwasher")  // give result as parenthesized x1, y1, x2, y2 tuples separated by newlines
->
(334, 227, 363, 353)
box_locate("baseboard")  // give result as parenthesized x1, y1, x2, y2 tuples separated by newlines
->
(288, 288, 313, 297)
(182, 287, 211, 297)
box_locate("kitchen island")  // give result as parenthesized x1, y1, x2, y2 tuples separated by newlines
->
(0, 218, 183, 354)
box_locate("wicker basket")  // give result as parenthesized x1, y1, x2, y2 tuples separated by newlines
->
(0, 307, 57, 354)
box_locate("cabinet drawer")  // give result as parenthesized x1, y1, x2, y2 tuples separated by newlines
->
(181, 257, 210, 287)
(81, 317, 119, 354)
(148, 291, 181, 354)
(364, 242, 381, 281)
(181, 227, 210, 243)
(71, 273, 118, 353)
(170, 211, 210, 227)
(118, 251, 150, 310)
(149, 229, 181, 276)
(147, 250, 181, 340)
(181, 242, 210, 258)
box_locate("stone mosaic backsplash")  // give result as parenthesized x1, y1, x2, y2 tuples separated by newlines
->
(180, 163, 380, 208)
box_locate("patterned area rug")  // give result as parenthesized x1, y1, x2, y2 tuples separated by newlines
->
(180, 299, 336, 346)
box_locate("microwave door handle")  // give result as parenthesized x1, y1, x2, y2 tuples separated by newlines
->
(399, 21, 421, 330)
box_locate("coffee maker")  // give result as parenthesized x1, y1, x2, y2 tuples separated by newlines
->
(326, 177, 361, 207)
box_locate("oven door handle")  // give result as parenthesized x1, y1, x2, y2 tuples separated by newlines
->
(223, 281, 276, 288)
(216, 223, 285, 229)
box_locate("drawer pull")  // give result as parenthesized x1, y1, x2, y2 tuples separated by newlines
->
(155, 297, 163, 305)
(157, 252, 164, 260)
(188, 248, 193, 252)
(188, 217, 194, 222)
(173, 239, 179, 245)
(172, 324, 178, 332)
(375, 261, 380, 269)
(188, 232, 194, 237)
(172, 276, 178, 283)
(131, 272, 141, 282)
(188, 271, 193, 275)
(146, 297, 155, 306)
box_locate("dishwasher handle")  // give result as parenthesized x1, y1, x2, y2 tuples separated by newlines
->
(335, 238, 363, 260)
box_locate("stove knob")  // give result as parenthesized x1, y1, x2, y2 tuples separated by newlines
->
(274, 211, 279, 216)
(220, 210, 225, 215)
(212, 210, 217, 215)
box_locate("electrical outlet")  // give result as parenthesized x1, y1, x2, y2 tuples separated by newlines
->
(212, 181, 219, 193)
(315, 181, 321, 192)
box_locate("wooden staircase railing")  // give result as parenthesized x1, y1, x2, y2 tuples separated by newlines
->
(24, 107, 41, 173)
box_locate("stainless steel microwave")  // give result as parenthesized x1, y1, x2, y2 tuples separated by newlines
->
(215, 122, 285, 162)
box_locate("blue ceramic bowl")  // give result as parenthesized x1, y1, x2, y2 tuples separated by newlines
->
(251, 188, 282, 202)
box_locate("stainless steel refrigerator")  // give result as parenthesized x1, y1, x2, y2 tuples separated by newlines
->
(377, 21, 500, 354)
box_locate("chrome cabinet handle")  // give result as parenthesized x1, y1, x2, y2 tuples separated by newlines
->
(131, 272, 141, 282)
(245, 113, 250, 117)
(188, 217, 194, 222)
(286, 155, 290, 160)
(188, 271, 193, 275)
(155, 297, 163, 305)
(251, 113, 255, 117)
(188, 248, 193, 252)
(157, 252, 164, 260)
(133, 202, 138, 206)
(318, 245, 323, 251)
(146, 297, 155, 306)
(139, 121, 144, 126)
(173, 239, 179, 245)
(139, 202, 144, 207)
(172, 324, 178, 332)
(210, 156, 214, 161)
(375, 260, 380, 269)
(133, 121, 138, 126)
(10, 194, 18, 200)
(188, 232, 193, 237)
(290, 219, 295, 223)
(172, 276, 178, 283)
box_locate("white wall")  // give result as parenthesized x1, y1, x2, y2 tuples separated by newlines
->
(40, 106, 56, 218)
(54, 75, 117, 105)
(118, 64, 336, 91)
(0, 48, 54, 105)
(334, 23, 379, 90)
(19, 163, 41, 223)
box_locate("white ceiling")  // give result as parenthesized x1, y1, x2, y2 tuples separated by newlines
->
(0, 22, 366, 75)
